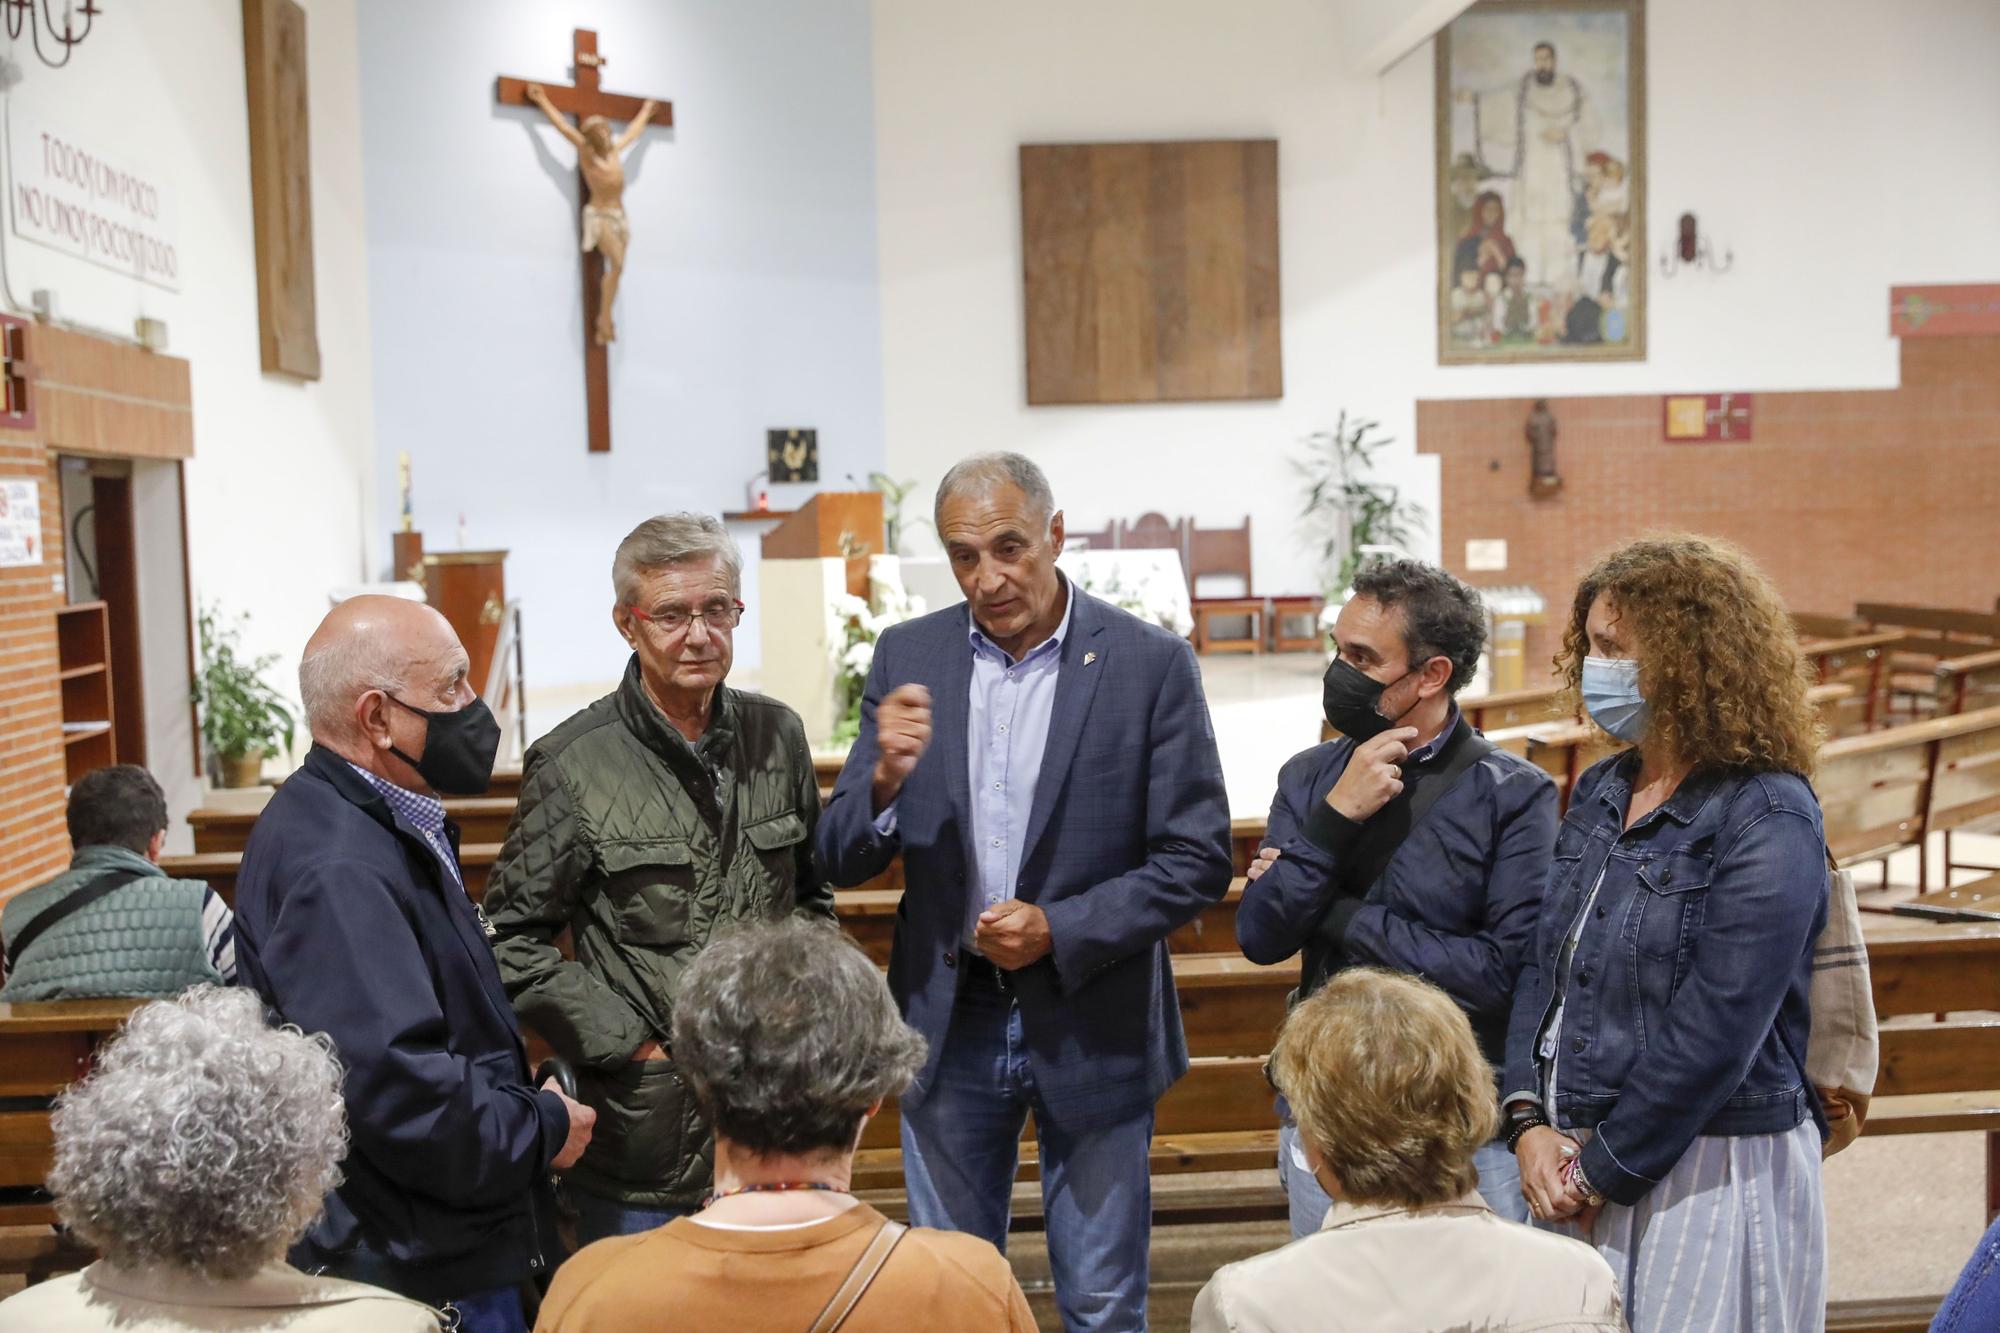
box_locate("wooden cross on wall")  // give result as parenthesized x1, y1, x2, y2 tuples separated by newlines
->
(496, 30, 673, 453)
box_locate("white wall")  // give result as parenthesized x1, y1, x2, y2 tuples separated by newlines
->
(871, 0, 2000, 596)
(2, 0, 376, 792)
(358, 0, 885, 690)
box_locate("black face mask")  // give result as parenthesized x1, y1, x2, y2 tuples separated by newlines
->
(387, 695, 502, 796)
(1321, 657, 1417, 742)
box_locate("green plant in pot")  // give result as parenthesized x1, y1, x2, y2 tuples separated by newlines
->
(194, 603, 295, 788)
(869, 472, 932, 556)
(1296, 412, 1428, 597)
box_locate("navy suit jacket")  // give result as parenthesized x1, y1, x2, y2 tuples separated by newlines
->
(817, 589, 1232, 1130)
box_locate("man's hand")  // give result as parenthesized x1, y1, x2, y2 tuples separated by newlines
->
(630, 1040, 669, 1063)
(975, 900, 1052, 970)
(544, 1078, 597, 1171)
(525, 83, 549, 104)
(871, 684, 933, 813)
(1326, 726, 1419, 822)
(1247, 846, 1280, 882)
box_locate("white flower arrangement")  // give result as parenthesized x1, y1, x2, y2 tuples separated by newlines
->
(830, 574, 926, 746)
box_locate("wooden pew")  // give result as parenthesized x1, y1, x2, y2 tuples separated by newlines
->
(1855, 603, 2000, 722)
(189, 797, 519, 854)
(1460, 685, 1570, 732)
(0, 999, 139, 1279)
(1863, 916, 2000, 1221)
(1800, 630, 1898, 731)
(1814, 708, 2000, 888)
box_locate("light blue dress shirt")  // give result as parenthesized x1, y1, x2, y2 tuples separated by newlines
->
(876, 581, 1075, 949)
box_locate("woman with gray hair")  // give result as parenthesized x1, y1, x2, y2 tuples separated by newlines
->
(535, 920, 1034, 1332)
(0, 986, 437, 1331)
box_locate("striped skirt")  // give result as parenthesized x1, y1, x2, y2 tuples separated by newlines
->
(1550, 1121, 1826, 1333)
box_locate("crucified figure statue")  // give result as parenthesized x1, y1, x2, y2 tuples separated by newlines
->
(526, 84, 658, 345)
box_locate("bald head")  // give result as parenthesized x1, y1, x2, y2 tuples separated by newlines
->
(299, 596, 469, 749)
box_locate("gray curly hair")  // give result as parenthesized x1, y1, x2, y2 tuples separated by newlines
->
(672, 919, 926, 1158)
(49, 986, 347, 1280)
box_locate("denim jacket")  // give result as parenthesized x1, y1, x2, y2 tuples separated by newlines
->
(1502, 752, 1828, 1206)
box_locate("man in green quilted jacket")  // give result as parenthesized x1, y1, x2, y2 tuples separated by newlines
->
(1, 764, 234, 1000)
(485, 513, 835, 1247)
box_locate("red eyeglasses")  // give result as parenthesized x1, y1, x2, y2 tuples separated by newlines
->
(627, 600, 746, 634)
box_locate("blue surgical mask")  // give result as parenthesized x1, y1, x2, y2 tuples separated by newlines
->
(1581, 656, 1648, 743)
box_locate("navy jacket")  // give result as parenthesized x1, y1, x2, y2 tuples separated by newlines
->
(1503, 753, 1828, 1206)
(233, 745, 567, 1303)
(1236, 719, 1558, 1067)
(816, 591, 1233, 1131)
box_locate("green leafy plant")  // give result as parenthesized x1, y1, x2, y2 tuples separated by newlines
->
(193, 603, 295, 764)
(1295, 413, 1428, 594)
(869, 473, 932, 556)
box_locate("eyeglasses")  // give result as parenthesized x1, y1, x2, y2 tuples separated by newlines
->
(627, 600, 745, 634)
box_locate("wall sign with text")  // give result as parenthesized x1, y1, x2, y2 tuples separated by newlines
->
(0, 479, 42, 567)
(6, 109, 179, 292)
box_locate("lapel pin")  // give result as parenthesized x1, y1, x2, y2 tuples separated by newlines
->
(1083, 652, 1098, 666)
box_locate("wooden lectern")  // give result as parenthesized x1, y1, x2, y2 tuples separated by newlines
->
(423, 550, 509, 696)
(761, 493, 885, 598)
(758, 493, 887, 746)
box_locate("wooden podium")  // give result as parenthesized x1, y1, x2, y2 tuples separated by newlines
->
(758, 494, 886, 745)
(761, 493, 885, 598)
(423, 550, 508, 695)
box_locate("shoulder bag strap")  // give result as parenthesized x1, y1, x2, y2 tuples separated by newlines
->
(807, 1218, 908, 1333)
(3, 868, 152, 975)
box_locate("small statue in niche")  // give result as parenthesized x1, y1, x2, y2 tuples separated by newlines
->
(1526, 398, 1562, 497)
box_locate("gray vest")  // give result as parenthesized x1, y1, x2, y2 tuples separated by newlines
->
(0, 845, 223, 1001)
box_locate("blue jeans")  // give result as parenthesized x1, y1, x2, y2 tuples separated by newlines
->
(443, 1286, 528, 1333)
(569, 1190, 694, 1248)
(1277, 1120, 1528, 1238)
(899, 972, 1153, 1332)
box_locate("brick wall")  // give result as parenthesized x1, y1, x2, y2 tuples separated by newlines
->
(1417, 336, 2000, 685)
(0, 432, 69, 895)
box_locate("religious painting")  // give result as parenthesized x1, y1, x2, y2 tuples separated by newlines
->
(767, 428, 819, 483)
(1435, 0, 1645, 364)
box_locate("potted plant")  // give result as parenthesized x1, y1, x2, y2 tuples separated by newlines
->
(1295, 412, 1428, 597)
(869, 472, 932, 556)
(193, 603, 295, 788)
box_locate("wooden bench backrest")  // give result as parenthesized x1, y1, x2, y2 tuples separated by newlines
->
(1793, 612, 1862, 640)
(1463, 685, 1571, 732)
(1856, 603, 2000, 642)
(1938, 649, 2000, 717)
(1117, 512, 1189, 558)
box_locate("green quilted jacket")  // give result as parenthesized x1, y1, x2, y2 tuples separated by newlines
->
(485, 658, 834, 1207)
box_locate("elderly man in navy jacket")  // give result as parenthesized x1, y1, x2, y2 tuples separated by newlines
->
(818, 453, 1232, 1331)
(1238, 560, 1557, 1237)
(233, 596, 593, 1333)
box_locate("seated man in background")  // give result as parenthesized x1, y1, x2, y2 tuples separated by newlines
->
(1191, 968, 1624, 1333)
(0, 764, 233, 1000)
(1237, 559, 1556, 1233)
(536, 919, 1035, 1332)
(0, 986, 438, 1331)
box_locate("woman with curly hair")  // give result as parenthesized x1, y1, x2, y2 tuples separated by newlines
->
(0, 985, 437, 1331)
(1501, 536, 1830, 1332)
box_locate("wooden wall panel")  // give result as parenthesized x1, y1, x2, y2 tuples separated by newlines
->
(1022, 139, 1281, 406)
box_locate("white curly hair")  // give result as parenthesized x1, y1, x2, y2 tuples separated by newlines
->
(49, 985, 348, 1280)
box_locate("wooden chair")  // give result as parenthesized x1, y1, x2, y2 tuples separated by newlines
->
(1186, 516, 1264, 654)
(1065, 522, 1117, 553)
(1115, 512, 1188, 558)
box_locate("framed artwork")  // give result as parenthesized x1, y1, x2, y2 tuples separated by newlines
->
(767, 428, 819, 483)
(1436, 0, 1645, 364)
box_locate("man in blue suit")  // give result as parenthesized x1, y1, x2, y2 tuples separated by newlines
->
(818, 453, 1231, 1331)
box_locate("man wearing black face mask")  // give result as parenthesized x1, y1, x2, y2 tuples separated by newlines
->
(1236, 560, 1557, 1238)
(233, 595, 594, 1333)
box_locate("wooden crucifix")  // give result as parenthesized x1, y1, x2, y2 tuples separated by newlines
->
(497, 29, 672, 453)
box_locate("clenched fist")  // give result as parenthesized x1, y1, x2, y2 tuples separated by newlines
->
(872, 683, 933, 813)
(545, 1077, 597, 1171)
(1327, 726, 1420, 822)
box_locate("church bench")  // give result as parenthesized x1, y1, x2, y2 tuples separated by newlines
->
(1461, 684, 1570, 732)
(1855, 603, 2000, 722)
(1861, 917, 2000, 1221)
(1814, 707, 2000, 888)
(189, 797, 520, 854)
(1800, 630, 1899, 730)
